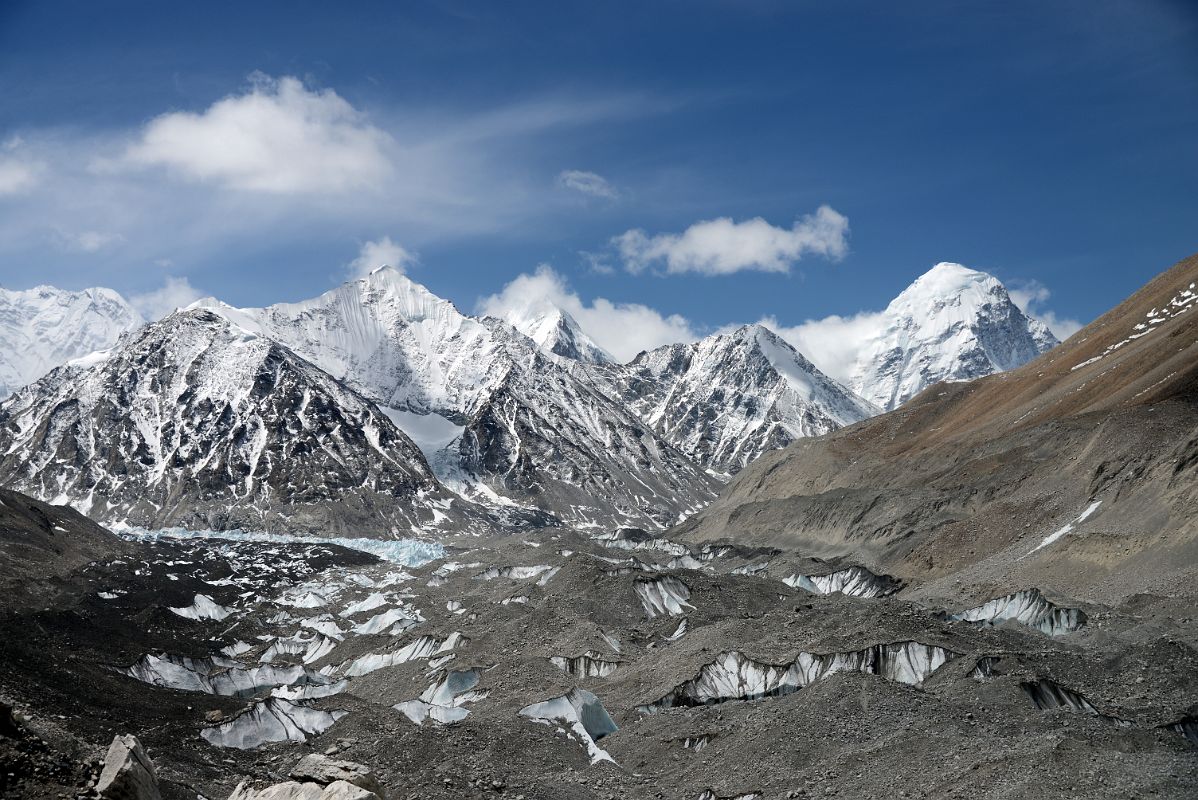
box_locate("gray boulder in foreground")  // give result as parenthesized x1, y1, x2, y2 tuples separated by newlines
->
(228, 779, 379, 800)
(95, 734, 161, 800)
(289, 754, 383, 796)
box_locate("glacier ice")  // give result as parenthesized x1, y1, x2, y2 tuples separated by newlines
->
(119, 527, 446, 566)
(338, 632, 465, 678)
(638, 643, 958, 712)
(200, 698, 346, 749)
(168, 594, 235, 621)
(550, 651, 620, 678)
(474, 564, 556, 581)
(634, 576, 694, 618)
(1021, 679, 1129, 726)
(123, 653, 334, 698)
(394, 668, 488, 726)
(783, 566, 901, 599)
(946, 589, 1085, 636)
(519, 688, 618, 764)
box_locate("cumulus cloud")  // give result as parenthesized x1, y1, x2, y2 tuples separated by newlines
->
(557, 169, 617, 199)
(755, 312, 886, 384)
(614, 206, 849, 276)
(478, 265, 698, 361)
(348, 236, 418, 278)
(116, 73, 393, 194)
(1008, 279, 1083, 340)
(129, 276, 205, 321)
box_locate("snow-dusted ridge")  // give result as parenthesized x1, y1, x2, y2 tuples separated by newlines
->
(0, 285, 143, 398)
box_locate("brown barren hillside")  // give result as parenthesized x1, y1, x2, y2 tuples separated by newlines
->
(675, 253, 1198, 605)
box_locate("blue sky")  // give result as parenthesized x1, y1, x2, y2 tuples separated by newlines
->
(1, 0, 1196, 364)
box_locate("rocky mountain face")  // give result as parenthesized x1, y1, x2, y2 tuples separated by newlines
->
(195, 268, 717, 531)
(585, 324, 877, 476)
(847, 262, 1058, 410)
(0, 308, 468, 536)
(676, 253, 1198, 606)
(0, 285, 143, 398)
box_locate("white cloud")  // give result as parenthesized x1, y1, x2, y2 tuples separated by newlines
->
(615, 206, 849, 276)
(348, 236, 418, 278)
(129, 276, 205, 321)
(478, 265, 698, 362)
(0, 81, 669, 293)
(0, 158, 40, 196)
(54, 230, 124, 253)
(557, 169, 617, 199)
(1008, 279, 1083, 340)
(756, 312, 886, 384)
(0, 138, 43, 196)
(117, 73, 393, 194)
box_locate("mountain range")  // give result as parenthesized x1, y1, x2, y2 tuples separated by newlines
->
(678, 252, 1198, 604)
(0, 262, 1056, 533)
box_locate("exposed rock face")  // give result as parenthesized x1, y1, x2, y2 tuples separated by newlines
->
(0, 284, 143, 398)
(95, 734, 161, 800)
(587, 325, 876, 476)
(194, 268, 718, 530)
(0, 308, 465, 535)
(847, 262, 1058, 410)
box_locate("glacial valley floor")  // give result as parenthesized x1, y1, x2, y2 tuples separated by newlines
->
(1, 527, 1196, 800)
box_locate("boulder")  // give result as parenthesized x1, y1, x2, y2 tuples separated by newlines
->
(228, 779, 377, 800)
(289, 754, 383, 796)
(95, 734, 161, 800)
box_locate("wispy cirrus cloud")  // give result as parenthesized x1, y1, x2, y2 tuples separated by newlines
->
(0, 73, 662, 298)
(613, 206, 849, 276)
(53, 229, 125, 253)
(557, 169, 618, 199)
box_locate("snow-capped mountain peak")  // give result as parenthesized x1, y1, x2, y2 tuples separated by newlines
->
(193, 272, 716, 529)
(595, 322, 877, 475)
(0, 307, 466, 533)
(848, 262, 1058, 410)
(498, 304, 614, 364)
(0, 284, 144, 398)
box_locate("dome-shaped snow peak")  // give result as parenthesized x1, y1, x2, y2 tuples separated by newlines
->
(847, 263, 1057, 410)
